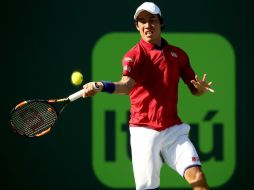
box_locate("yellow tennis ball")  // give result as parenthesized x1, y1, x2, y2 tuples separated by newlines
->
(71, 71, 83, 86)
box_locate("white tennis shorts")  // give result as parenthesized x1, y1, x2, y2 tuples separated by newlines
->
(130, 123, 201, 190)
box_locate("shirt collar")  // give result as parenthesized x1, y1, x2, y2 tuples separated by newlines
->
(140, 38, 168, 50)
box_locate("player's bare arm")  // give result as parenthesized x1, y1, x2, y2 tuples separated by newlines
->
(190, 73, 215, 96)
(113, 76, 135, 95)
(82, 76, 135, 97)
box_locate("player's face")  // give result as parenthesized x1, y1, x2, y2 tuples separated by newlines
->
(136, 11, 162, 45)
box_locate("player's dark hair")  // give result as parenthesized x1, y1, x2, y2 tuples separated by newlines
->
(158, 15, 164, 30)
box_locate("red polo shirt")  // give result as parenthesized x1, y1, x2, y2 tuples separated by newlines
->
(122, 38, 196, 131)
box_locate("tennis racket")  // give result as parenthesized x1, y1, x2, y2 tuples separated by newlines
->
(9, 89, 85, 137)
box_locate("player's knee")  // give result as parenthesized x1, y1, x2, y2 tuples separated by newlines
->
(185, 169, 208, 188)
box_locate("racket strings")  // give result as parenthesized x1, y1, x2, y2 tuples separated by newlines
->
(10, 102, 57, 137)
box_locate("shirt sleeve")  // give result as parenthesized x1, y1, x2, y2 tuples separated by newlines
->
(180, 51, 196, 84)
(122, 48, 140, 81)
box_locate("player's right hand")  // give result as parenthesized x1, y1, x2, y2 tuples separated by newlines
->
(82, 82, 103, 97)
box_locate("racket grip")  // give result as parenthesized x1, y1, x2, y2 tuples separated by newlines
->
(68, 89, 85, 102)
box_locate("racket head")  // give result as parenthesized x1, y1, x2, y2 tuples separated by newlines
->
(9, 100, 58, 137)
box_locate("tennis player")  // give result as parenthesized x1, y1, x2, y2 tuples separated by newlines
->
(83, 2, 213, 190)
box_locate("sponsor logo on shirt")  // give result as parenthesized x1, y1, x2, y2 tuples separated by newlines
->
(123, 65, 131, 72)
(124, 57, 133, 62)
(170, 52, 178, 58)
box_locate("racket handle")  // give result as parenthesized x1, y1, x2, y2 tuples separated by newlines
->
(68, 89, 85, 102)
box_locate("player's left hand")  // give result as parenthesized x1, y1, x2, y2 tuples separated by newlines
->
(191, 74, 215, 94)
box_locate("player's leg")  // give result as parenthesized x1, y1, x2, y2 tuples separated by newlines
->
(161, 123, 209, 190)
(184, 166, 209, 190)
(130, 126, 163, 190)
